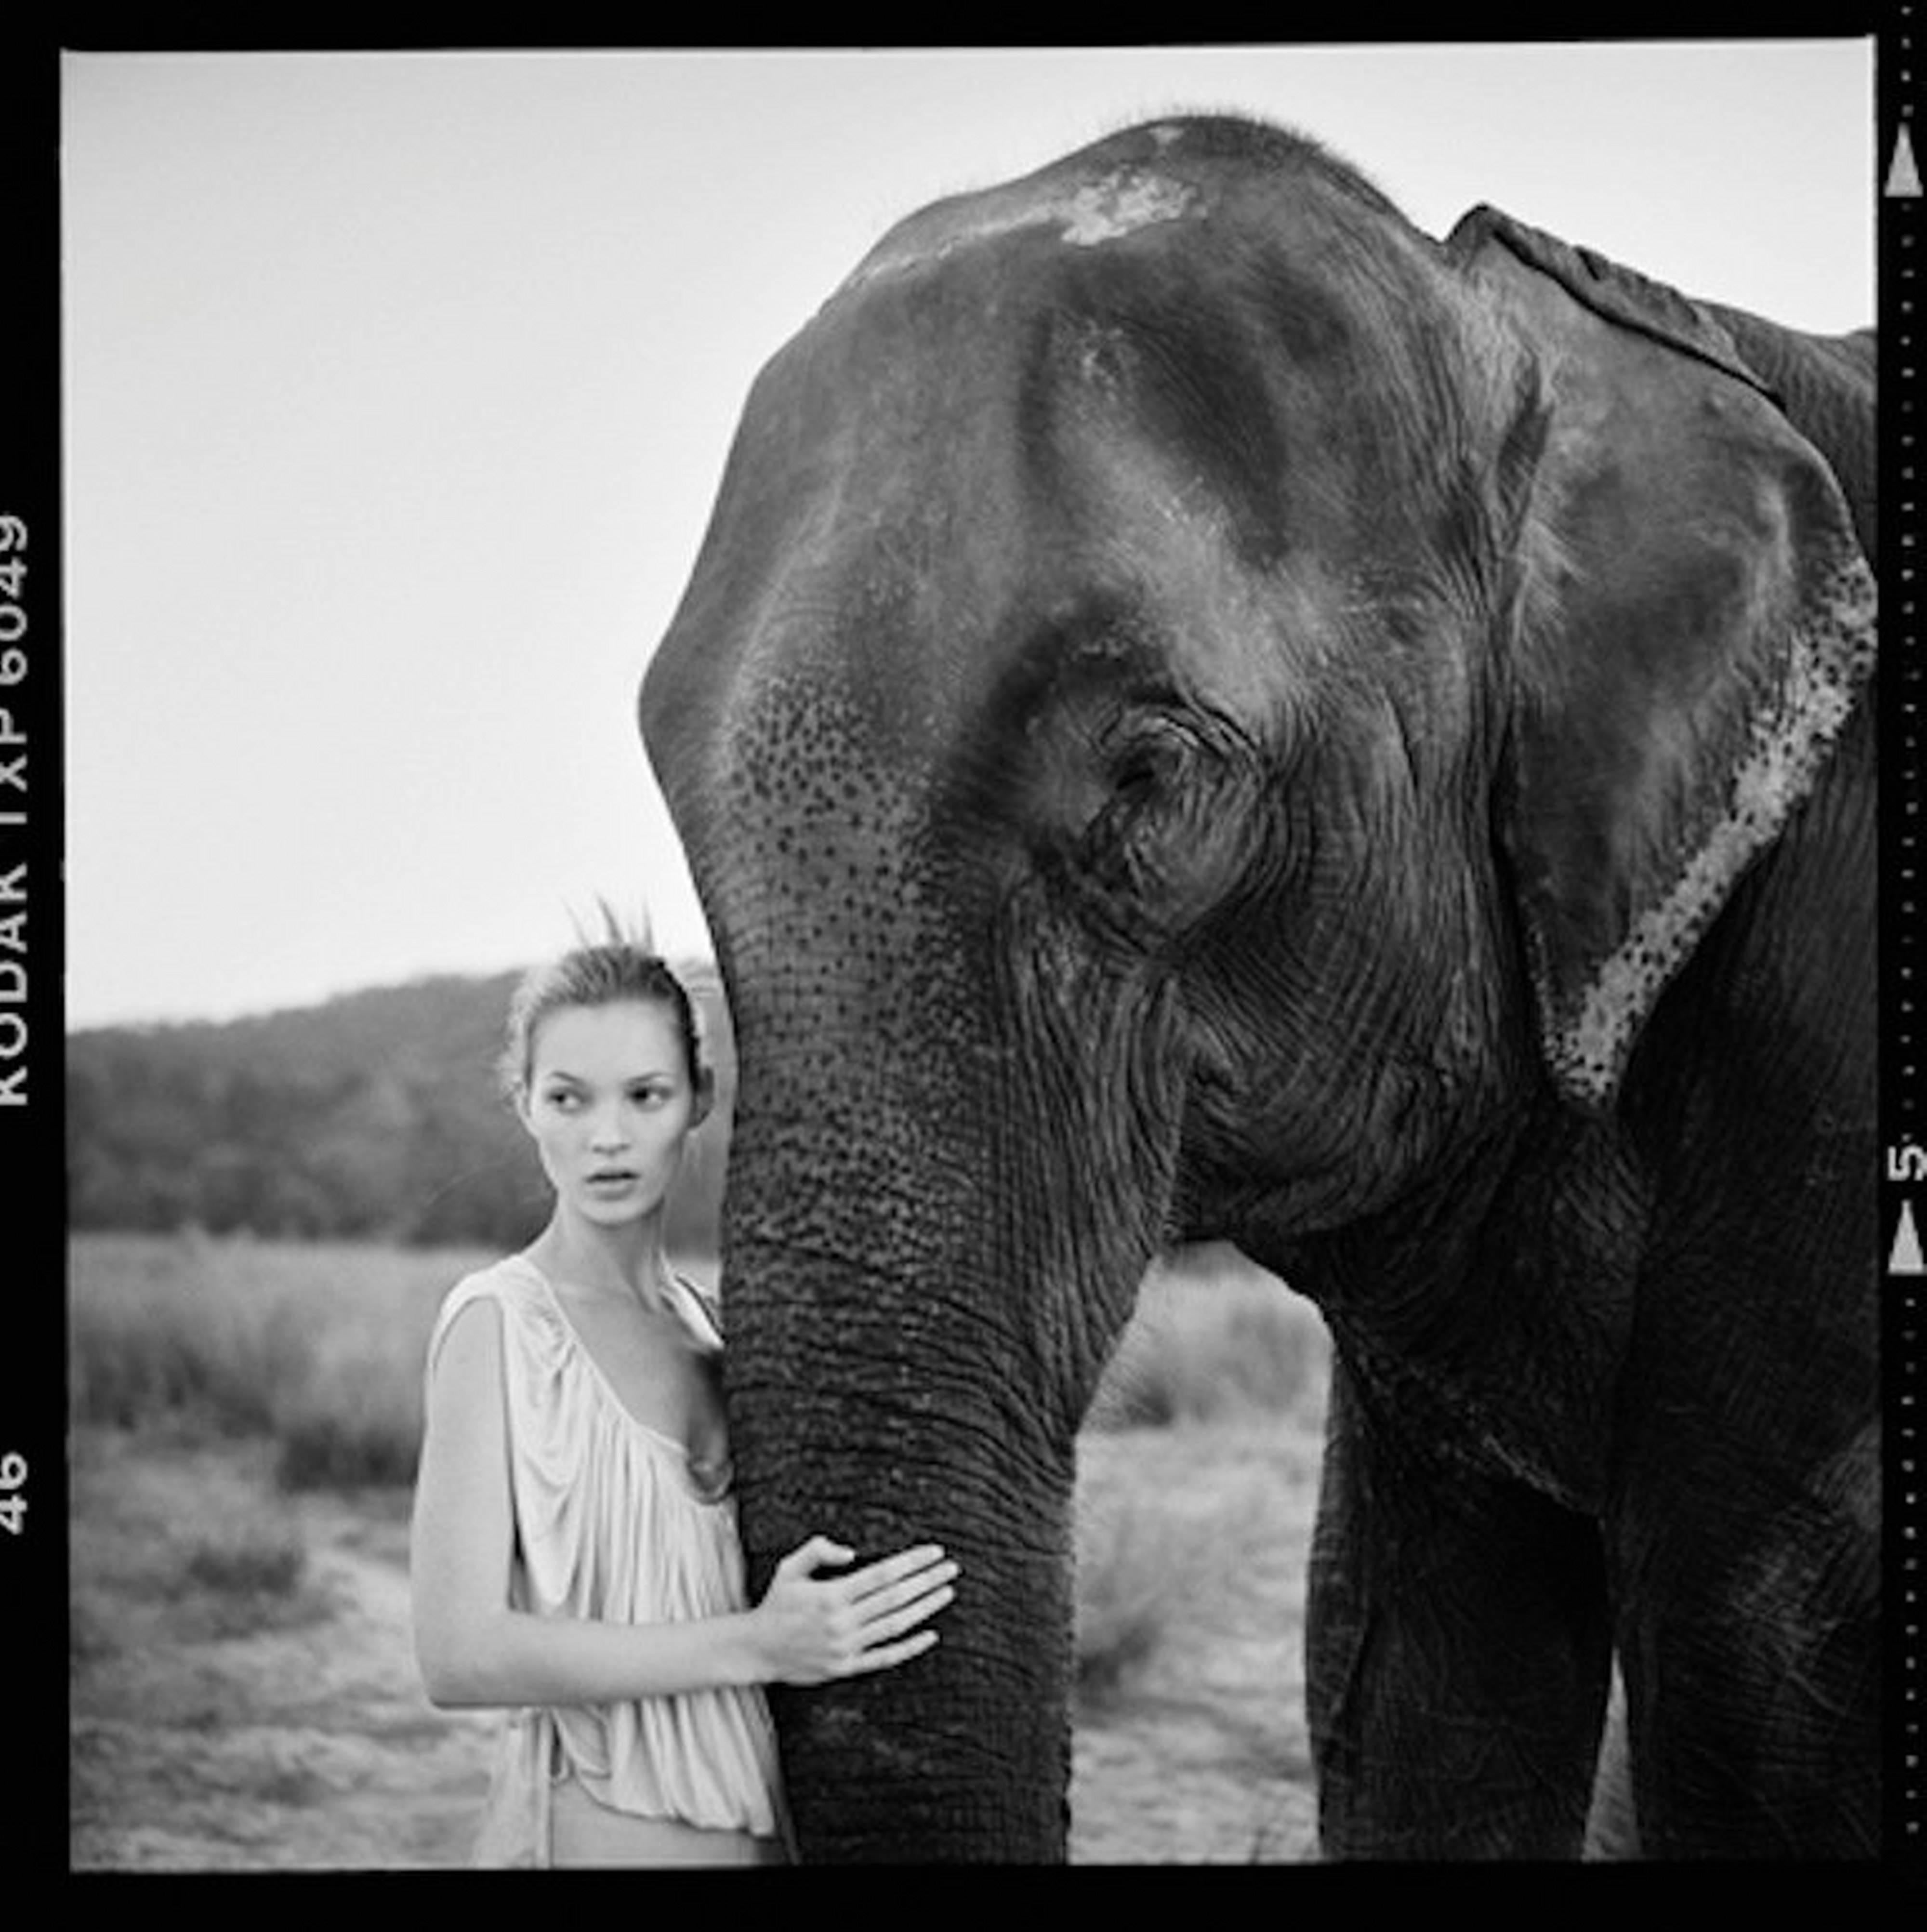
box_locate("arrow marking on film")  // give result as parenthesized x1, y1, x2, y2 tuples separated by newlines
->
(1886, 124, 1921, 198)
(1890, 1199, 1927, 1276)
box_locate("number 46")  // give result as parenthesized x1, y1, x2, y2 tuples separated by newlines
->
(0, 1452, 25, 1535)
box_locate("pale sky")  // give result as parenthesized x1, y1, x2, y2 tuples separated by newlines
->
(62, 42, 1877, 1028)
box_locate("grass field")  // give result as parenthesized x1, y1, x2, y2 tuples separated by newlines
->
(68, 1231, 1330, 1866)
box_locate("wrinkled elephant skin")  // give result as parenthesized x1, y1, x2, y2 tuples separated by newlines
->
(639, 118, 1878, 1861)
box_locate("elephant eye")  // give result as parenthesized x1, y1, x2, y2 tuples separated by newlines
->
(1111, 741, 1167, 804)
(1066, 715, 1198, 873)
(1102, 710, 1204, 809)
(1048, 700, 1267, 945)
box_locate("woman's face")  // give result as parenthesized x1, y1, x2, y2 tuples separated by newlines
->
(518, 998, 709, 1231)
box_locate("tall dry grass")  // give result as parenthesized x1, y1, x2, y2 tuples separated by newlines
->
(68, 1233, 496, 1490)
(1088, 1244, 1328, 1434)
(69, 1428, 343, 1672)
(1077, 1245, 1328, 1700)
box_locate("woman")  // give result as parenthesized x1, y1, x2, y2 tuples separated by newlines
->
(410, 937, 959, 1866)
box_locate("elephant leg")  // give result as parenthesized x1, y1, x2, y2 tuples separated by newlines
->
(1307, 1356, 1613, 1859)
(1610, 1423, 1880, 1857)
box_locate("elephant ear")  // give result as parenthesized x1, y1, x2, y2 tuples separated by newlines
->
(1447, 207, 1877, 1111)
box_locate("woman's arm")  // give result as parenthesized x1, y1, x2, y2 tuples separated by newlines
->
(409, 1296, 956, 1710)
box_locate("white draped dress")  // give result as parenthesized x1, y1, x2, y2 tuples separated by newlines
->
(423, 1255, 784, 1866)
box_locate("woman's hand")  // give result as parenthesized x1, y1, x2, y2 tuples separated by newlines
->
(749, 1536, 960, 1685)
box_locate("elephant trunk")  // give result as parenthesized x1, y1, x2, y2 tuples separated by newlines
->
(717, 1003, 1082, 1861)
(728, 1236, 1077, 1860)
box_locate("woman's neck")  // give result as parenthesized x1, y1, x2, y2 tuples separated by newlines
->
(527, 1205, 673, 1313)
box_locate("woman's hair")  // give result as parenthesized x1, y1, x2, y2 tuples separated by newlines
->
(498, 915, 705, 1103)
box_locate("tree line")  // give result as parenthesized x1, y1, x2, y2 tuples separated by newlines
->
(66, 965, 734, 1256)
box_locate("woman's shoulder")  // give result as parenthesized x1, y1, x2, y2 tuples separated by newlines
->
(442, 1252, 546, 1312)
(426, 1254, 546, 1364)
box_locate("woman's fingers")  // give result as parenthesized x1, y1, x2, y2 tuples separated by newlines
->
(843, 1626, 941, 1676)
(845, 1543, 952, 1601)
(841, 1549, 958, 1659)
(851, 1560, 959, 1628)
(855, 1575, 957, 1646)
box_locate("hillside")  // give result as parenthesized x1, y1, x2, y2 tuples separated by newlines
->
(66, 964, 734, 1253)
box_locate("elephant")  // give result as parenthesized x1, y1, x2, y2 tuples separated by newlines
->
(638, 115, 1878, 1860)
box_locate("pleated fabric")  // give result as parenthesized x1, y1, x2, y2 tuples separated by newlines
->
(424, 1255, 782, 1866)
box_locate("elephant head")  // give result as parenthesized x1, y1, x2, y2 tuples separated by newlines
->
(639, 117, 1874, 1860)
